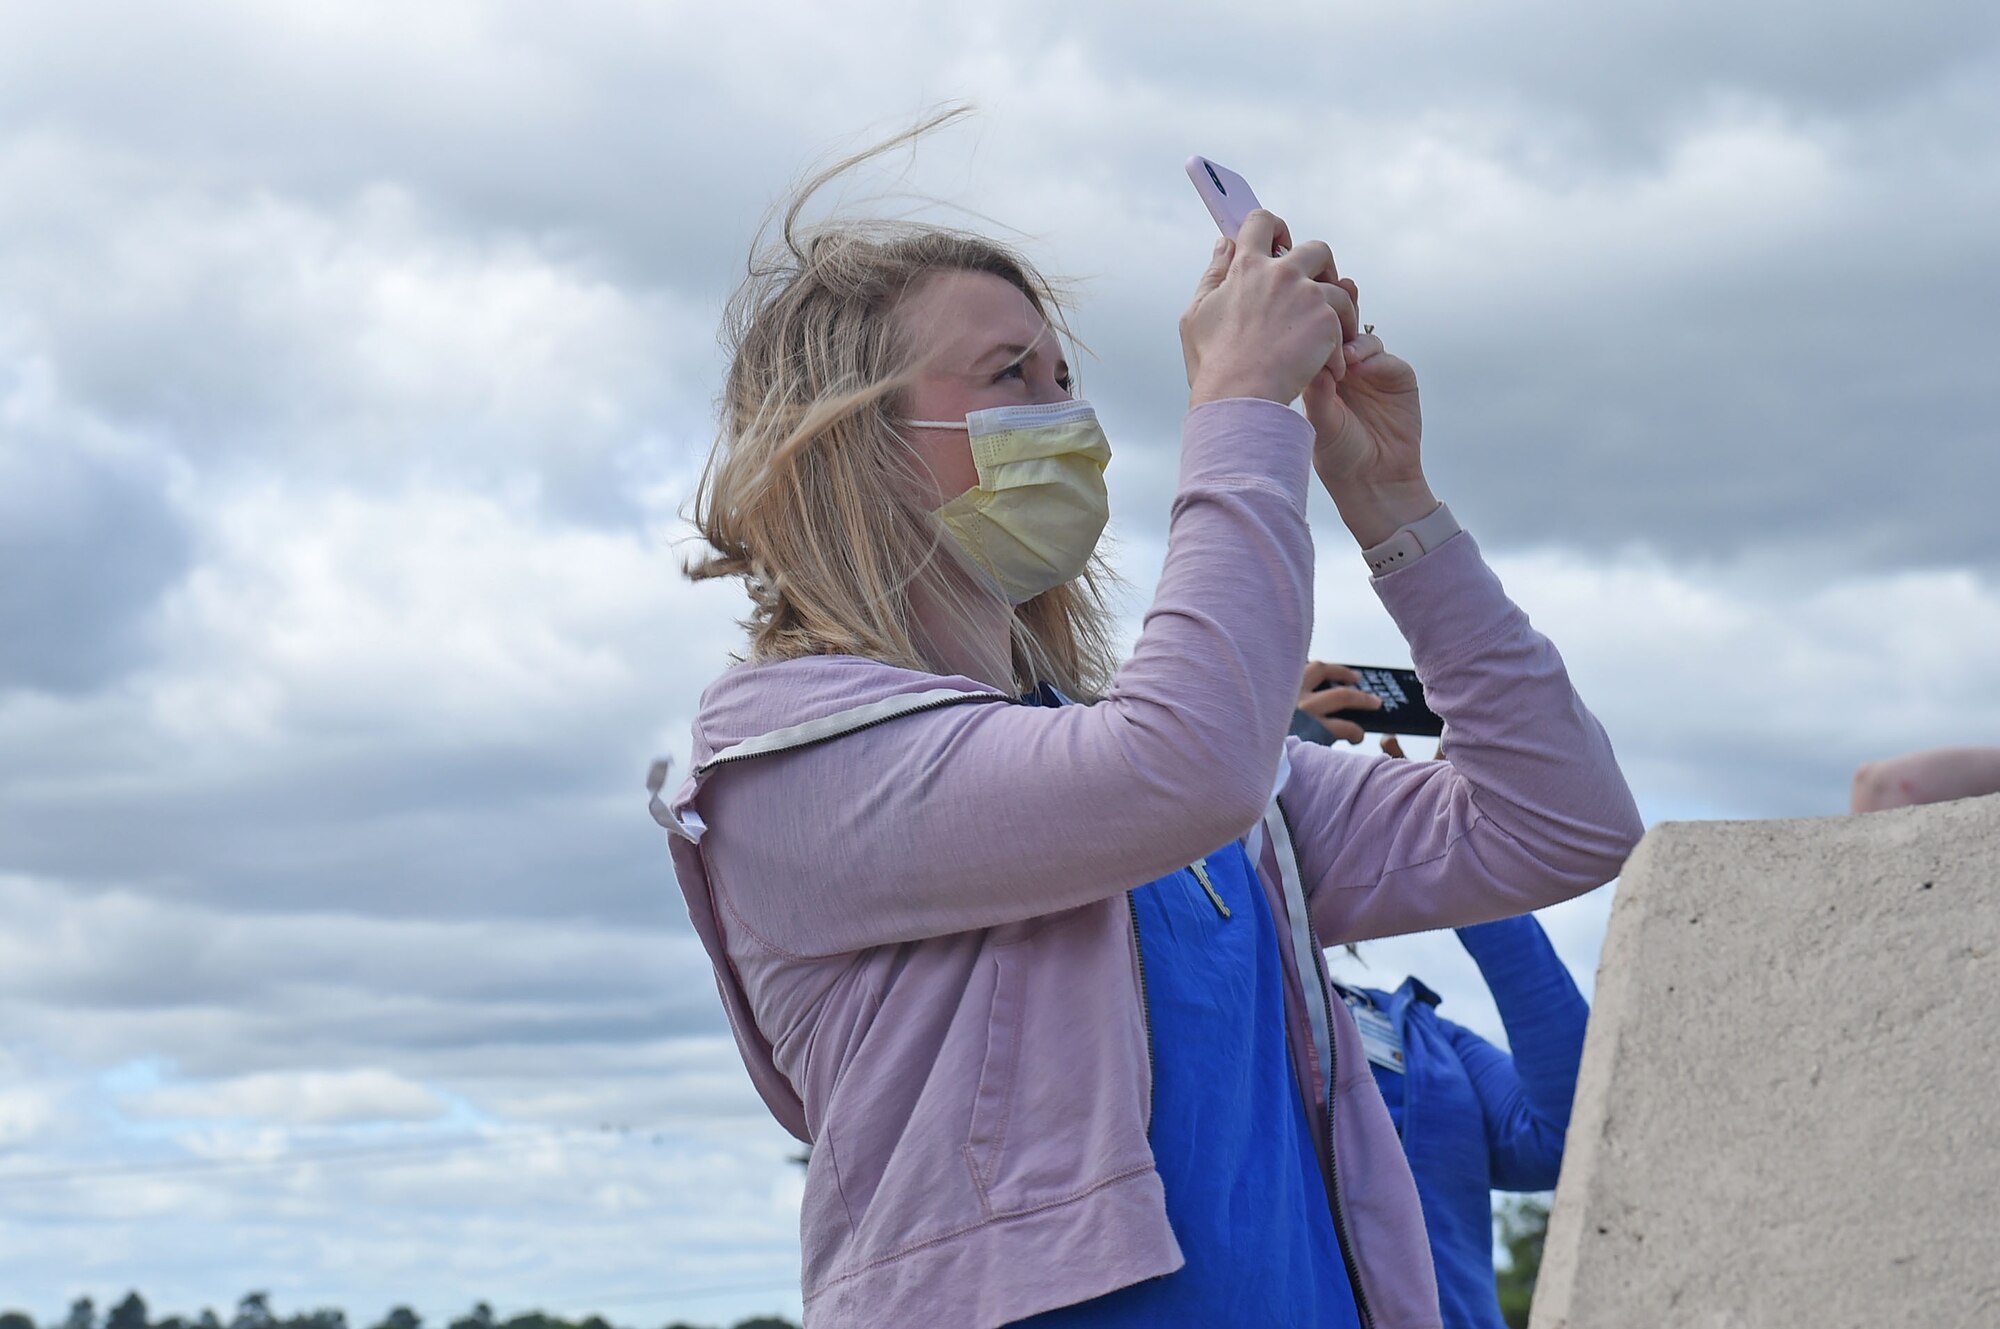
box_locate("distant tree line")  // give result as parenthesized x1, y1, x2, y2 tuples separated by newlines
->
(0, 1294, 796, 1329)
(1493, 1195, 1550, 1329)
(4, 1209, 1545, 1329)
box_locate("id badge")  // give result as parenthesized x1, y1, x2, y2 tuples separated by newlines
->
(1344, 995, 1405, 1074)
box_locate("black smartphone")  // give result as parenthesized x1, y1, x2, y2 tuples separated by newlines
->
(1293, 665, 1443, 741)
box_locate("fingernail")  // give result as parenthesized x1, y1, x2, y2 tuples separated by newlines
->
(1213, 237, 1228, 255)
(1343, 342, 1364, 364)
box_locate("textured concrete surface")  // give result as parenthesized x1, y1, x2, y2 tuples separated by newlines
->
(1532, 794, 2000, 1328)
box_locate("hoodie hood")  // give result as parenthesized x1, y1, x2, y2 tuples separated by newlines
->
(690, 654, 1006, 766)
(651, 654, 1008, 1140)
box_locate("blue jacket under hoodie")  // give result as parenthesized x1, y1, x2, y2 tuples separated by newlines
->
(1351, 914, 1587, 1329)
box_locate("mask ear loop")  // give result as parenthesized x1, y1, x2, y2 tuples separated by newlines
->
(908, 400, 1097, 434)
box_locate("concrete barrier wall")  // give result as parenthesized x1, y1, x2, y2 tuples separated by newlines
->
(1531, 794, 2000, 1328)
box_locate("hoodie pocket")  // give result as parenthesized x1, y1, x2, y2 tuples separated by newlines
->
(963, 944, 1025, 1201)
(960, 907, 1155, 1219)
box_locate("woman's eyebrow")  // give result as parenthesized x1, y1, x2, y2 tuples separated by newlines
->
(972, 334, 1065, 374)
(972, 341, 1037, 369)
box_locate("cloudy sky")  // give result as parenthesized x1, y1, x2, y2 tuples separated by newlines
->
(2, 1, 1996, 1324)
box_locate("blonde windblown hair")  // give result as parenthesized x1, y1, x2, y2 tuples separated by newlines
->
(687, 113, 1120, 699)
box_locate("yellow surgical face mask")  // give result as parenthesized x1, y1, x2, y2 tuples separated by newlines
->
(907, 400, 1112, 605)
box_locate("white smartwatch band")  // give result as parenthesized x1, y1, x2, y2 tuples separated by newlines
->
(1362, 502, 1461, 576)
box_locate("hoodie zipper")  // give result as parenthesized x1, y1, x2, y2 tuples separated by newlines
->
(1126, 889, 1156, 1131)
(1188, 858, 1231, 918)
(1309, 920, 1376, 1329)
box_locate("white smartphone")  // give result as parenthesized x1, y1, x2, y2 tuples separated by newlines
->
(1185, 156, 1262, 240)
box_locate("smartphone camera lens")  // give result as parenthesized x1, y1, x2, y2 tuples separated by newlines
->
(1204, 162, 1226, 194)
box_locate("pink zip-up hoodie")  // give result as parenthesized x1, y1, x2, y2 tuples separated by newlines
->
(656, 398, 1644, 1328)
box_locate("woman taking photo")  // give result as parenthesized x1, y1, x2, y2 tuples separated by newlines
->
(650, 126, 1644, 1329)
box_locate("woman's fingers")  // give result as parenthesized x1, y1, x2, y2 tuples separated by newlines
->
(1300, 685, 1381, 718)
(1299, 660, 1361, 695)
(1312, 717, 1368, 745)
(1322, 282, 1361, 348)
(1276, 261, 1356, 385)
(1282, 239, 1336, 282)
(1341, 330, 1386, 367)
(1235, 210, 1286, 263)
(1298, 660, 1379, 745)
(1188, 211, 1350, 404)
(1335, 277, 1380, 366)
(1192, 236, 1234, 301)
(1179, 236, 1239, 387)
(1334, 277, 1368, 350)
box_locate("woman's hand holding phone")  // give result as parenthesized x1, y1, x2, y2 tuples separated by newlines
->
(1296, 661, 1383, 745)
(1181, 210, 1358, 410)
(1301, 296, 1435, 549)
(1185, 156, 1437, 547)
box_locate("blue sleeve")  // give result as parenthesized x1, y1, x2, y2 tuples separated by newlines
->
(1449, 914, 1590, 1191)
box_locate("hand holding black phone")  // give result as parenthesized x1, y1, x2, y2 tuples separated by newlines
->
(1292, 665, 1443, 743)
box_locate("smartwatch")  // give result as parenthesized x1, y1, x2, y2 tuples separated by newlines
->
(1363, 502, 1461, 577)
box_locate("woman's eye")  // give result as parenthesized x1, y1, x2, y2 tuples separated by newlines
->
(992, 362, 1071, 393)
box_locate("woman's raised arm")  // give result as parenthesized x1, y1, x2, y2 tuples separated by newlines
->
(1281, 534, 1645, 943)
